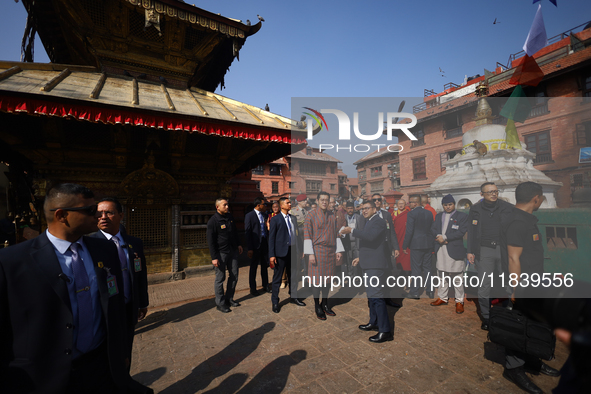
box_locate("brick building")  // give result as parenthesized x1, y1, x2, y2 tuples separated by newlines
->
(354, 148, 400, 198)
(251, 146, 345, 201)
(396, 21, 591, 208)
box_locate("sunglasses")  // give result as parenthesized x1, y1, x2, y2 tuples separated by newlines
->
(50, 204, 98, 216)
(372, 199, 382, 202)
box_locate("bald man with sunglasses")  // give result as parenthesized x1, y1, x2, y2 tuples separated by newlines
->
(0, 183, 151, 393)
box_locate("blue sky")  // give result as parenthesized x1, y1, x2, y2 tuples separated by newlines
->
(1, 0, 590, 176)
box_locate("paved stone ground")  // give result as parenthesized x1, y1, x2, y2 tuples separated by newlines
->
(131, 269, 568, 393)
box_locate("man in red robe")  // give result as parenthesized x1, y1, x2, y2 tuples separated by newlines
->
(393, 199, 411, 274)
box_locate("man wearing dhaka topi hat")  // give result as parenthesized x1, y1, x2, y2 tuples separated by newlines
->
(430, 194, 468, 314)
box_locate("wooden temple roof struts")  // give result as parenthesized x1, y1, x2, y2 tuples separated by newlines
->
(0, 61, 310, 146)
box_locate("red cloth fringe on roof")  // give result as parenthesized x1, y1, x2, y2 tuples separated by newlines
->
(0, 95, 306, 145)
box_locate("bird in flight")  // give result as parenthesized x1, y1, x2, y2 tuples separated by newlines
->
(493, 18, 500, 24)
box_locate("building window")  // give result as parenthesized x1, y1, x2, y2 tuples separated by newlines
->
(255, 181, 260, 190)
(411, 129, 425, 147)
(440, 149, 463, 170)
(330, 184, 335, 190)
(359, 170, 366, 181)
(272, 182, 279, 194)
(528, 88, 549, 118)
(576, 122, 591, 146)
(306, 181, 322, 193)
(300, 162, 326, 175)
(128, 207, 169, 250)
(370, 182, 383, 193)
(370, 166, 382, 177)
(546, 226, 578, 250)
(252, 165, 264, 175)
(330, 166, 336, 174)
(583, 74, 591, 98)
(269, 164, 281, 176)
(412, 157, 426, 180)
(525, 131, 552, 164)
(288, 182, 295, 189)
(444, 115, 462, 139)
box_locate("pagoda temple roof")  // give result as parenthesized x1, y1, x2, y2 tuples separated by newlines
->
(0, 61, 309, 146)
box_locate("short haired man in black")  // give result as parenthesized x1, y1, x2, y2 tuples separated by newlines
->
(500, 182, 560, 393)
(93, 197, 149, 368)
(245, 197, 271, 296)
(206, 198, 243, 313)
(467, 182, 514, 330)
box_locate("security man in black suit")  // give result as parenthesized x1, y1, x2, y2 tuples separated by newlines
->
(268, 197, 306, 313)
(402, 195, 435, 298)
(341, 199, 392, 343)
(0, 183, 150, 394)
(245, 197, 271, 296)
(500, 182, 560, 393)
(466, 182, 514, 330)
(92, 197, 149, 367)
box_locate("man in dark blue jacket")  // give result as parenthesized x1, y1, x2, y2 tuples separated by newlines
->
(245, 197, 270, 296)
(268, 197, 306, 313)
(430, 194, 468, 314)
(402, 195, 435, 298)
(341, 199, 392, 343)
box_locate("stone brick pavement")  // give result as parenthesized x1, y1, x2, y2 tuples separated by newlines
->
(132, 269, 568, 393)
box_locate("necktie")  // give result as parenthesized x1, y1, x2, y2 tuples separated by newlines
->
(112, 237, 131, 303)
(70, 242, 93, 353)
(259, 211, 266, 238)
(286, 214, 292, 243)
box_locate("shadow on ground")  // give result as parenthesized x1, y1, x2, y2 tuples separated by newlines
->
(135, 297, 217, 335)
(158, 322, 276, 394)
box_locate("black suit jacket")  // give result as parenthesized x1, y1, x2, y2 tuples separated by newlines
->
(0, 233, 129, 394)
(244, 209, 267, 251)
(268, 213, 298, 259)
(431, 210, 468, 261)
(352, 215, 389, 270)
(92, 231, 149, 326)
(403, 206, 435, 250)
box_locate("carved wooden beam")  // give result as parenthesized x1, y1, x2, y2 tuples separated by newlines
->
(242, 106, 263, 124)
(161, 84, 176, 111)
(186, 89, 209, 116)
(131, 78, 138, 105)
(0, 66, 22, 82)
(212, 96, 237, 120)
(89, 73, 107, 99)
(40, 69, 71, 92)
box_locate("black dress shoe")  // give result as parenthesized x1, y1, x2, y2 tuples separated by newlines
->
(216, 305, 231, 313)
(481, 320, 489, 331)
(503, 367, 543, 394)
(323, 304, 336, 316)
(315, 307, 327, 320)
(359, 323, 379, 331)
(369, 332, 393, 343)
(272, 304, 280, 313)
(385, 299, 402, 308)
(250, 290, 261, 297)
(266, 286, 273, 293)
(290, 298, 306, 307)
(525, 362, 561, 377)
(229, 300, 240, 307)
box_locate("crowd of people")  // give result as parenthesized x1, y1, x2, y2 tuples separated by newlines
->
(206, 181, 572, 394)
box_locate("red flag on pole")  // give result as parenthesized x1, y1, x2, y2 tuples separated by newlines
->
(509, 55, 544, 87)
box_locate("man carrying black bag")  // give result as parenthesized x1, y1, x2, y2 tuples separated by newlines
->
(499, 182, 560, 394)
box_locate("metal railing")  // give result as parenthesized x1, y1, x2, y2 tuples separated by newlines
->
(533, 152, 552, 164)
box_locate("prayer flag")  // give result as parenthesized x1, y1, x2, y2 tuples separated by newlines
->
(500, 85, 532, 124)
(505, 119, 522, 149)
(509, 54, 544, 87)
(523, 4, 547, 56)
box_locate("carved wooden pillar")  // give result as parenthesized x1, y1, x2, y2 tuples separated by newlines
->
(171, 203, 180, 272)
